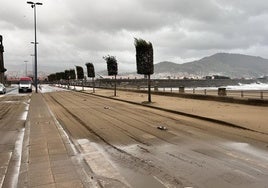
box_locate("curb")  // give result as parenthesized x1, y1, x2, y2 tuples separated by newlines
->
(17, 113, 30, 187)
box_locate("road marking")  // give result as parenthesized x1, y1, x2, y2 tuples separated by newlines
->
(9, 128, 25, 188)
(0, 152, 12, 187)
(153, 175, 169, 188)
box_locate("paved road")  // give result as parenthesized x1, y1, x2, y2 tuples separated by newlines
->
(0, 89, 31, 187)
(43, 90, 268, 188)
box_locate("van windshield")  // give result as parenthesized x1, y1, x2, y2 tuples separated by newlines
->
(20, 80, 31, 84)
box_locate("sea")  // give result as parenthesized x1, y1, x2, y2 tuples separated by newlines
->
(158, 82, 268, 91)
(196, 82, 268, 91)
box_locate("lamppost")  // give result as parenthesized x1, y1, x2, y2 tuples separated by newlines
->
(27, 1, 43, 93)
(24, 60, 28, 76)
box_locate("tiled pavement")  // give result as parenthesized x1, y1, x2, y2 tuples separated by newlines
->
(17, 93, 97, 188)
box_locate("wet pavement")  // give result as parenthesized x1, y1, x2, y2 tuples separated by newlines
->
(17, 93, 97, 188)
(42, 88, 268, 188)
(3, 85, 267, 187)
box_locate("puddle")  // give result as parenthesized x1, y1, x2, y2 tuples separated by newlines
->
(97, 143, 169, 188)
(77, 139, 90, 145)
(224, 142, 268, 161)
(115, 164, 168, 188)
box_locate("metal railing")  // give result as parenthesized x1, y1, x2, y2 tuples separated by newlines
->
(55, 80, 268, 100)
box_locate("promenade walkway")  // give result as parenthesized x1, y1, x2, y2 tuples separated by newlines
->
(18, 93, 94, 188)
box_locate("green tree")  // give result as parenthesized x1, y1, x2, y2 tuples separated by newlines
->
(85, 62, 95, 78)
(103, 55, 118, 96)
(85, 62, 96, 93)
(103, 55, 118, 76)
(48, 74, 56, 82)
(134, 38, 154, 102)
(76, 66, 84, 80)
(64, 70, 70, 80)
(69, 69, 76, 80)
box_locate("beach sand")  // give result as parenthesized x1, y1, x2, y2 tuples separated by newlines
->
(83, 88, 268, 135)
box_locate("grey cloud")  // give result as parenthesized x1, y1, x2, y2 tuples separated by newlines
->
(2, 0, 268, 75)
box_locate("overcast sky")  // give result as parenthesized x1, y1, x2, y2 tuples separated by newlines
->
(1, 0, 268, 75)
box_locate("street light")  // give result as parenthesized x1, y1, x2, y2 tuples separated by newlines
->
(27, 1, 43, 93)
(24, 60, 28, 76)
(30, 54, 35, 78)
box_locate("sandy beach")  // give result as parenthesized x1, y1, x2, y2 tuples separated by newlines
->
(81, 88, 268, 135)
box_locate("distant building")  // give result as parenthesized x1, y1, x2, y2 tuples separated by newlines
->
(205, 75, 230, 80)
(213, 75, 230, 79)
(205, 76, 213, 80)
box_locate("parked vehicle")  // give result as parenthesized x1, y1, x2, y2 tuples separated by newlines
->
(18, 77, 33, 93)
(0, 83, 6, 94)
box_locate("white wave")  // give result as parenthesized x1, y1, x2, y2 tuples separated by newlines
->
(226, 82, 268, 90)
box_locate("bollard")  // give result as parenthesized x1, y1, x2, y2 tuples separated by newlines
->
(204, 89, 207, 95)
(154, 86, 158, 91)
(193, 88, 195, 94)
(261, 91, 263, 99)
(171, 88, 172, 92)
(241, 91, 244, 97)
(179, 86, 185, 93)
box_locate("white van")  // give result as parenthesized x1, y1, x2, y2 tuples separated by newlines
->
(18, 77, 33, 93)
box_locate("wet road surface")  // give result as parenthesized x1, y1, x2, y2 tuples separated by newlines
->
(43, 90, 268, 188)
(0, 88, 31, 187)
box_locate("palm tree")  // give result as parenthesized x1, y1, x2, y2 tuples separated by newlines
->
(134, 38, 154, 102)
(103, 55, 118, 96)
(85, 62, 95, 93)
(75, 66, 84, 90)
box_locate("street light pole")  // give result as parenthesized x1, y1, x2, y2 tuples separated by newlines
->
(24, 60, 28, 76)
(30, 54, 35, 78)
(27, 1, 42, 93)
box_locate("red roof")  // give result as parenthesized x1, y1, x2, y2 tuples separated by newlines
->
(20, 77, 32, 81)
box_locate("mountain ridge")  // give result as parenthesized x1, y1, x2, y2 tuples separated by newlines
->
(154, 53, 268, 78)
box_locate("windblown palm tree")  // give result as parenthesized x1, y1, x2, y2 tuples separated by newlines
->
(69, 69, 76, 80)
(134, 38, 154, 102)
(75, 66, 84, 80)
(103, 55, 118, 96)
(86, 62, 96, 93)
(75, 66, 85, 90)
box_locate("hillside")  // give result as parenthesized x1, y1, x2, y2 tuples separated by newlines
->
(154, 53, 268, 78)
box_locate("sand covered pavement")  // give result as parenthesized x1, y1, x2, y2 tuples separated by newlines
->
(84, 89, 268, 135)
(41, 88, 268, 187)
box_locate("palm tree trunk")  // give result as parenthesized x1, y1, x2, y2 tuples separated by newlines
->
(92, 77, 95, 93)
(82, 79, 84, 91)
(148, 74, 151, 102)
(114, 75, 117, 96)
